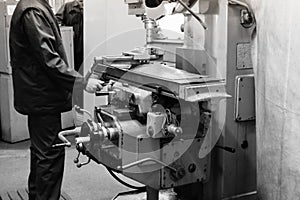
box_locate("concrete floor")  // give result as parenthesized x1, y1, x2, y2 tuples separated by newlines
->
(0, 139, 145, 200)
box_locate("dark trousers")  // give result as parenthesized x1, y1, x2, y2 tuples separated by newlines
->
(28, 114, 65, 200)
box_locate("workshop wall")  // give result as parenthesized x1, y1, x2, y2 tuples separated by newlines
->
(84, 0, 145, 67)
(84, 0, 145, 112)
(246, 0, 300, 199)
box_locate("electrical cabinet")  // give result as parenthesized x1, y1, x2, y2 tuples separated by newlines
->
(0, 0, 16, 74)
(0, 0, 27, 143)
(60, 26, 75, 129)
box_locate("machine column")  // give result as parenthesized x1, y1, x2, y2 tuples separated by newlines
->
(146, 186, 159, 200)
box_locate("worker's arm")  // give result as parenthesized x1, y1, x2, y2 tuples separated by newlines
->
(22, 9, 102, 93)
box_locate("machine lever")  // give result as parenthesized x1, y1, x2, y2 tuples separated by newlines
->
(117, 158, 177, 173)
(228, 0, 255, 28)
(74, 105, 93, 120)
(95, 91, 116, 96)
(74, 152, 81, 164)
(52, 143, 71, 148)
(77, 158, 91, 168)
(215, 145, 236, 153)
(52, 127, 81, 148)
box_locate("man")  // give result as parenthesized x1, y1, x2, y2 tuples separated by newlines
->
(56, 0, 83, 73)
(9, 0, 102, 199)
(56, 0, 84, 107)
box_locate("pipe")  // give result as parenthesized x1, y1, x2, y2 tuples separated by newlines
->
(176, 0, 208, 29)
(106, 167, 146, 191)
(228, 0, 250, 11)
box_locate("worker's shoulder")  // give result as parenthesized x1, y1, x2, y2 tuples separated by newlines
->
(64, 1, 79, 8)
(16, 0, 51, 14)
(17, 0, 45, 8)
(13, 0, 49, 21)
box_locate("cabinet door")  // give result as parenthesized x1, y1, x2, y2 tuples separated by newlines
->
(60, 26, 74, 69)
(0, 0, 18, 74)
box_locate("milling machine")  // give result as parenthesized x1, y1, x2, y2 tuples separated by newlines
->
(55, 0, 257, 199)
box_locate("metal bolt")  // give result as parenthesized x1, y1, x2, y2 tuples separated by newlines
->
(188, 163, 196, 173)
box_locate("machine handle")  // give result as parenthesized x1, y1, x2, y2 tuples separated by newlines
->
(117, 158, 177, 173)
(77, 158, 91, 168)
(75, 136, 91, 144)
(215, 145, 236, 153)
(52, 127, 81, 148)
(74, 105, 93, 120)
(52, 143, 71, 148)
(95, 91, 116, 96)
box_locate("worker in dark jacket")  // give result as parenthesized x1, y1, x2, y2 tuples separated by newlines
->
(56, 0, 83, 73)
(9, 0, 102, 199)
(56, 0, 84, 107)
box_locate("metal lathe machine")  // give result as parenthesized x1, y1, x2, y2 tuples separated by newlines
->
(56, 0, 257, 199)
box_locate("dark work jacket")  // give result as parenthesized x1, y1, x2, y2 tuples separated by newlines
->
(55, 0, 83, 72)
(9, 0, 84, 115)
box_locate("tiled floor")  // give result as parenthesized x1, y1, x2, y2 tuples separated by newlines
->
(0, 139, 143, 200)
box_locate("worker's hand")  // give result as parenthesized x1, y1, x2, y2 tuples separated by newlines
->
(85, 78, 104, 93)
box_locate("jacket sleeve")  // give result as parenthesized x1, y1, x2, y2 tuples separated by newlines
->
(22, 9, 85, 92)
